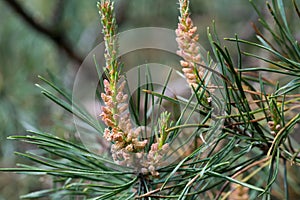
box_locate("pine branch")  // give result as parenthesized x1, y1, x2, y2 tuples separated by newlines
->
(2, 0, 83, 65)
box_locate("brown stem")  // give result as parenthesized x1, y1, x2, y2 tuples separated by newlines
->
(214, 157, 270, 200)
(2, 0, 83, 65)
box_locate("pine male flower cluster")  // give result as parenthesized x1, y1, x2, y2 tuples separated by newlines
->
(98, 0, 170, 176)
(98, 0, 147, 166)
(140, 111, 171, 177)
(175, 0, 205, 89)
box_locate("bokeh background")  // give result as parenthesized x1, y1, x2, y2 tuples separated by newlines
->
(0, 0, 298, 199)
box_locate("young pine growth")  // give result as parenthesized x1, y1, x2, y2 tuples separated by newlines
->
(175, 0, 205, 89)
(98, 0, 148, 166)
(98, 0, 171, 177)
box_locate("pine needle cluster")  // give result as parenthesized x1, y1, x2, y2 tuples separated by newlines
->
(1, 0, 300, 199)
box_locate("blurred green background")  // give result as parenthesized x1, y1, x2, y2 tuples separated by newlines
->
(1, 0, 297, 199)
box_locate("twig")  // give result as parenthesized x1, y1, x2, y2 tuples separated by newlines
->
(2, 0, 83, 65)
(214, 157, 270, 200)
(135, 184, 179, 199)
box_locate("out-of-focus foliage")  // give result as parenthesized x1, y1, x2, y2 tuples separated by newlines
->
(0, 1, 99, 199)
(0, 0, 299, 199)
